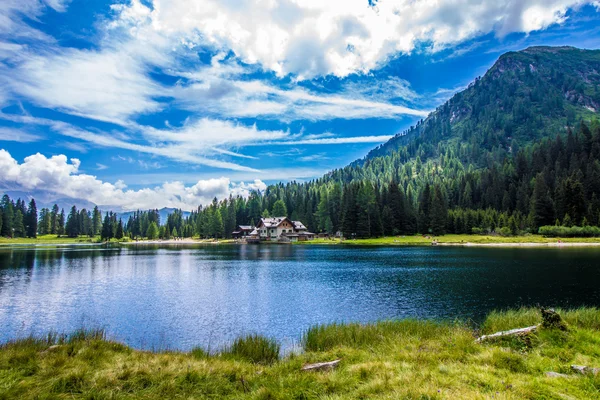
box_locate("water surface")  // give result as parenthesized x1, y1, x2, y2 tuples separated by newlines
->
(1, 244, 599, 350)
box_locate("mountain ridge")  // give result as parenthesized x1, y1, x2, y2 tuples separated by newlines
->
(351, 45, 600, 167)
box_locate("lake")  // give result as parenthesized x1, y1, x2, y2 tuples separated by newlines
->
(1, 244, 599, 351)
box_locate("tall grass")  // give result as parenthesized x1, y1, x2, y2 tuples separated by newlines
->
(481, 307, 600, 333)
(303, 319, 460, 352)
(220, 334, 280, 364)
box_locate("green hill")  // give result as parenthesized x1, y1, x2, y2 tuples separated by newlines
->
(358, 46, 600, 165)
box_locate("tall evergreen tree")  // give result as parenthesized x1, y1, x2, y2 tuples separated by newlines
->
(26, 199, 37, 238)
(1, 195, 13, 237)
(13, 209, 25, 237)
(65, 206, 80, 238)
(57, 209, 66, 236)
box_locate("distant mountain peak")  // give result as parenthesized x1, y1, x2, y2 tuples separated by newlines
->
(355, 45, 600, 165)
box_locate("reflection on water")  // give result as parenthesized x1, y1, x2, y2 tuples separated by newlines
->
(1, 244, 600, 351)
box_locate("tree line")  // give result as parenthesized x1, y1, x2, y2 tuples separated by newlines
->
(2, 120, 600, 240)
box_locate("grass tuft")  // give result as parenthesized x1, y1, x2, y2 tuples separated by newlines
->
(221, 334, 280, 364)
(302, 319, 457, 352)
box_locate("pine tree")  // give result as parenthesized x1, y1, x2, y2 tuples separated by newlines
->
(429, 185, 448, 235)
(146, 222, 159, 239)
(50, 204, 60, 234)
(116, 219, 124, 239)
(1, 195, 13, 237)
(381, 205, 395, 236)
(65, 206, 80, 238)
(315, 189, 330, 232)
(531, 175, 555, 229)
(57, 209, 66, 236)
(13, 209, 25, 237)
(92, 206, 103, 236)
(418, 183, 432, 233)
(26, 199, 37, 238)
(101, 213, 112, 240)
(272, 199, 287, 217)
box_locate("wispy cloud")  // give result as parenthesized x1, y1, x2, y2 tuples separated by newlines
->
(250, 135, 394, 146)
(0, 127, 42, 142)
(95, 163, 108, 170)
(298, 153, 330, 162)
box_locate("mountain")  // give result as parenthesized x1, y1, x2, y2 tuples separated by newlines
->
(116, 208, 191, 225)
(356, 46, 600, 166)
(1, 190, 189, 224)
(3, 191, 97, 212)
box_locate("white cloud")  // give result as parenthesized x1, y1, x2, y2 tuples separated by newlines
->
(0, 127, 42, 142)
(1, 112, 392, 170)
(113, 0, 596, 79)
(9, 47, 164, 125)
(0, 0, 67, 40)
(172, 61, 428, 120)
(0, 149, 266, 210)
(248, 135, 393, 146)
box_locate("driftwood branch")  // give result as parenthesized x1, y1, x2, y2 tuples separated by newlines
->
(301, 359, 341, 372)
(475, 325, 539, 343)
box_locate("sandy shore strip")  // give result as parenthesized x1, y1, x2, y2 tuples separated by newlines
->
(121, 239, 223, 245)
(439, 241, 600, 247)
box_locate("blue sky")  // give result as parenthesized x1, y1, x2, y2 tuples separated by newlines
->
(1, 0, 600, 210)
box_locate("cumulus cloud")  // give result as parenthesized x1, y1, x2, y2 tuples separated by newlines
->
(0, 149, 266, 210)
(113, 0, 595, 79)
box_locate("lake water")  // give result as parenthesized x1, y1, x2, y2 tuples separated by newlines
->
(1, 244, 599, 351)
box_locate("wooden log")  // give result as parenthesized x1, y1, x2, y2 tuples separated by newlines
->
(475, 325, 539, 343)
(301, 359, 341, 372)
(40, 345, 62, 354)
(546, 371, 570, 378)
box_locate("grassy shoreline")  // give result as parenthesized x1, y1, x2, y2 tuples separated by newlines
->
(3, 234, 600, 248)
(2, 308, 600, 399)
(301, 234, 600, 247)
(0, 235, 126, 246)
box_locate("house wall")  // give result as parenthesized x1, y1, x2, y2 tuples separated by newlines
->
(259, 220, 296, 240)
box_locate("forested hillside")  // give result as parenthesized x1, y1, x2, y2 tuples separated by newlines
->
(2, 46, 600, 240)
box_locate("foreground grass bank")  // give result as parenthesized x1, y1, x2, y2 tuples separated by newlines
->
(2, 308, 600, 399)
(0, 235, 127, 245)
(304, 234, 600, 246)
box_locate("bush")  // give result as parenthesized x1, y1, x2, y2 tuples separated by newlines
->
(497, 227, 512, 237)
(538, 225, 600, 237)
(221, 335, 279, 364)
(471, 227, 484, 235)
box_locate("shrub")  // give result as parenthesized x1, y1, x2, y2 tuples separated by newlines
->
(498, 227, 512, 237)
(221, 334, 279, 364)
(538, 225, 600, 237)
